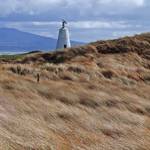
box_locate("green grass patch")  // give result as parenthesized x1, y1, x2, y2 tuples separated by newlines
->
(0, 54, 26, 61)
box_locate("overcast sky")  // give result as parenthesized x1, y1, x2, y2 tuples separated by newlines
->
(0, 0, 150, 42)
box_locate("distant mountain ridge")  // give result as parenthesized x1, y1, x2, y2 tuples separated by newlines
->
(0, 28, 83, 53)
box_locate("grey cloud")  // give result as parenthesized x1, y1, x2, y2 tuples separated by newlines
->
(0, 0, 149, 42)
(0, 0, 146, 17)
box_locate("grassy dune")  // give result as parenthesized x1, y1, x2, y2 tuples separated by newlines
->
(0, 34, 150, 149)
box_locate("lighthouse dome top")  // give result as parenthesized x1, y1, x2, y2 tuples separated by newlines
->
(62, 19, 67, 28)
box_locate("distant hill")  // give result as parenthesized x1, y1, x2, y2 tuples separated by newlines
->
(18, 33, 150, 64)
(0, 28, 84, 53)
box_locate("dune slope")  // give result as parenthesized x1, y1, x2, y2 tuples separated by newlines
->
(0, 33, 150, 150)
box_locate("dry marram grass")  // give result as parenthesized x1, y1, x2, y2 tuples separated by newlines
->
(0, 33, 150, 149)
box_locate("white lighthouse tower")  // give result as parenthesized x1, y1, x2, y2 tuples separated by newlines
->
(56, 20, 71, 49)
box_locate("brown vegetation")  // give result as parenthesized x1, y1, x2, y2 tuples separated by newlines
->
(0, 33, 150, 149)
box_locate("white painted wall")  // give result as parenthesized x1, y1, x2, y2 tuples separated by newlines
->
(56, 26, 71, 49)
